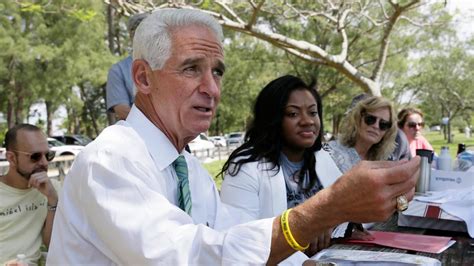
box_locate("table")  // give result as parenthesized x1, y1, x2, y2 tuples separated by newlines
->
(328, 213, 474, 265)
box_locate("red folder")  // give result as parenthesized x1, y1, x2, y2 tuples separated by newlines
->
(345, 231, 454, 254)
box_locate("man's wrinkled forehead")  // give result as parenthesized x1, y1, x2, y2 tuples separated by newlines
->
(181, 37, 223, 56)
(170, 25, 223, 52)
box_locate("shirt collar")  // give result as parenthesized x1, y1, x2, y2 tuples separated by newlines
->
(126, 105, 180, 171)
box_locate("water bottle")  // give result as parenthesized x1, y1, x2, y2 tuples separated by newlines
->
(416, 149, 434, 194)
(437, 146, 452, 171)
(455, 150, 474, 171)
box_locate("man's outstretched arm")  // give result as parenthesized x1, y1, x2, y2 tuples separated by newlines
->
(267, 157, 420, 264)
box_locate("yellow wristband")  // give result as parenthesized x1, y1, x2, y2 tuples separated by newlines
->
(280, 208, 309, 251)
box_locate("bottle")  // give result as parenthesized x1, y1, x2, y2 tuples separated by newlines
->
(416, 149, 434, 194)
(437, 146, 452, 171)
(457, 143, 466, 155)
(455, 150, 474, 171)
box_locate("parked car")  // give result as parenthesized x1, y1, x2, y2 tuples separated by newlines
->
(52, 134, 92, 146)
(188, 134, 215, 152)
(47, 138, 84, 157)
(226, 132, 244, 146)
(430, 125, 441, 132)
(209, 136, 227, 147)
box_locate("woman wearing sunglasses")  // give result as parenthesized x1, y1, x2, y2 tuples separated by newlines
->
(326, 95, 398, 174)
(320, 95, 397, 237)
(220, 75, 340, 261)
(397, 107, 433, 157)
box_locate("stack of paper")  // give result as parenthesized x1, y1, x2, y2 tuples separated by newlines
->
(308, 249, 441, 265)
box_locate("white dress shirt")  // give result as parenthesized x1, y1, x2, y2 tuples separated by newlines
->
(47, 106, 273, 265)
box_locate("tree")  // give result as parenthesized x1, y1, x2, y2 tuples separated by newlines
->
(413, 45, 474, 143)
(107, 0, 449, 96)
(0, 0, 38, 128)
(0, 0, 115, 136)
(211, 33, 294, 134)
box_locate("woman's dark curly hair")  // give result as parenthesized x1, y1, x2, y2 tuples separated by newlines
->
(219, 75, 324, 192)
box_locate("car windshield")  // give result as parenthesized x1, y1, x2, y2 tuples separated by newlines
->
(229, 133, 242, 138)
(48, 139, 65, 147)
(199, 134, 210, 141)
(75, 135, 92, 144)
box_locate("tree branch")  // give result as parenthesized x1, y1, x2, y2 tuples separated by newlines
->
(215, 0, 245, 24)
(104, 0, 444, 97)
(247, 0, 265, 29)
(371, 0, 421, 83)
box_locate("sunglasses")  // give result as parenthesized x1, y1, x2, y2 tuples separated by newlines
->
(13, 150, 56, 162)
(363, 114, 392, 131)
(407, 121, 425, 128)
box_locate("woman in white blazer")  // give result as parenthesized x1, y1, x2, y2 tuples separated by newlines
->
(220, 75, 341, 257)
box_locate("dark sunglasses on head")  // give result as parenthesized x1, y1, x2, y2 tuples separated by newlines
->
(13, 150, 56, 162)
(363, 114, 392, 131)
(407, 121, 425, 128)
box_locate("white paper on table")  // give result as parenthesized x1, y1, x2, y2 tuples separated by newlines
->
(414, 187, 474, 238)
(415, 188, 473, 204)
(441, 200, 474, 238)
(308, 249, 441, 265)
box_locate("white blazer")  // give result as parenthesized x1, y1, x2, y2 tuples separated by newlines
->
(221, 149, 342, 221)
(220, 149, 343, 265)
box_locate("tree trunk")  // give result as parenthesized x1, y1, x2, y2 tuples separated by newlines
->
(447, 121, 452, 143)
(447, 111, 453, 144)
(215, 112, 220, 136)
(7, 57, 16, 129)
(15, 85, 25, 125)
(107, 5, 115, 53)
(73, 109, 80, 134)
(79, 85, 100, 136)
(106, 6, 119, 126)
(45, 101, 53, 136)
(332, 114, 343, 137)
(7, 97, 14, 129)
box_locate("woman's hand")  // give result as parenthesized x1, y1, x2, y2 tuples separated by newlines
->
(348, 224, 374, 241)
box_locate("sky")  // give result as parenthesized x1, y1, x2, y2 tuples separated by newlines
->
(446, 0, 474, 39)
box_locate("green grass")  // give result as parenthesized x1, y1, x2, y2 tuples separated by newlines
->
(203, 159, 226, 188)
(424, 130, 474, 159)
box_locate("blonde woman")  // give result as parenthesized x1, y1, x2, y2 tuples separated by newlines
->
(320, 94, 398, 236)
(327, 95, 398, 174)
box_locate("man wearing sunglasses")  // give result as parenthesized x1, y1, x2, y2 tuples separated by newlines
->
(0, 124, 60, 265)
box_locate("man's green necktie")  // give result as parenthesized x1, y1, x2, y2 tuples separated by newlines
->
(173, 155, 192, 215)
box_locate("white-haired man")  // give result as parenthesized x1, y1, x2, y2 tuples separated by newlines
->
(47, 9, 419, 264)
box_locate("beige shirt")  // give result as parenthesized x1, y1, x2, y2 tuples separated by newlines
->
(0, 179, 60, 265)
